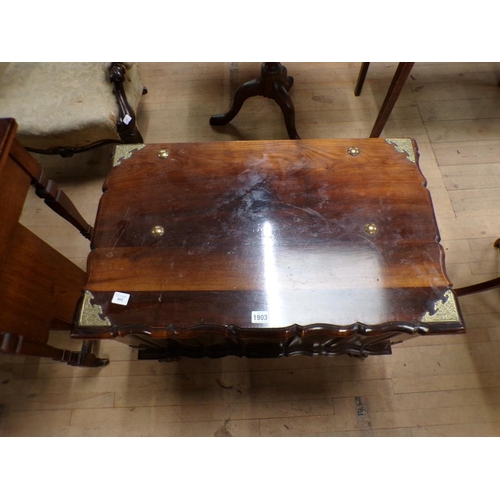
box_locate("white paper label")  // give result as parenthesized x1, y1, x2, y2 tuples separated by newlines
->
(251, 311, 269, 324)
(123, 114, 132, 125)
(112, 291, 130, 306)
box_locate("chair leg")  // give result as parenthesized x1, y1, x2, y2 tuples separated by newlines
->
(121, 125, 144, 144)
(12, 139, 94, 240)
(354, 62, 370, 96)
(369, 62, 415, 138)
(33, 174, 94, 240)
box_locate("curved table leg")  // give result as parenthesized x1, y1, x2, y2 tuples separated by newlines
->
(272, 81, 300, 139)
(210, 62, 300, 139)
(210, 77, 264, 126)
(283, 75, 294, 91)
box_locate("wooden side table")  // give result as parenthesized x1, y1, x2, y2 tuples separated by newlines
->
(72, 138, 465, 360)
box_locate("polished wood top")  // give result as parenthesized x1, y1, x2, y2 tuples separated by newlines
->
(75, 139, 464, 340)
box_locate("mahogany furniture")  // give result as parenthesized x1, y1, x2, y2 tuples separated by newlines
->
(0, 118, 107, 366)
(210, 63, 300, 139)
(355, 62, 415, 138)
(72, 138, 466, 360)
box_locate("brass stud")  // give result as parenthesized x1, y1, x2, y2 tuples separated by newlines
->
(364, 222, 378, 235)
(158, 149, 169, 159)
(151, 225, 165, 238)
(347, 146, 360, 156)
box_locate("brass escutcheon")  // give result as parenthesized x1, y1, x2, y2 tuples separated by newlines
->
(347, 146, 360, 156)
(158, 149, 170, 159)
(364, 222, 378, 235)
(151, 225, 165, 237)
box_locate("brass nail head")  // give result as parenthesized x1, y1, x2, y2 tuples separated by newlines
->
(364, 222, 378, 235)
(151, 225, 165, 238)
(158, 149, 169, 159)
(347, 146, 360, 156)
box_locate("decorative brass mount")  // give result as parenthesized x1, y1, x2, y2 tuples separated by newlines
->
(385, 138, 416, 164)
(78, 291, 111, 327)
(113, 143, 146, 167)
(421, 290, 461, 323)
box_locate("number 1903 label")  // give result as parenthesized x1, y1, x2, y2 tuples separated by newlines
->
(251, 311, 269, 324)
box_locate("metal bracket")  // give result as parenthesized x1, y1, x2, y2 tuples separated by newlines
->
(421, 290, 461, 323)
(78, 290, 111, 327)
(385, 138, 417, 164)
(113, 143, 146, 167)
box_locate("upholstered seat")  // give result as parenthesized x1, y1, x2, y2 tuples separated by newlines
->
(0, 62, 145, 155)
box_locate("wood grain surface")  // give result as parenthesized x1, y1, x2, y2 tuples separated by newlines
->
(73, 138, 464, 358)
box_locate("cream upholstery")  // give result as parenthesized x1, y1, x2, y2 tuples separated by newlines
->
(0, 62, 144, 151)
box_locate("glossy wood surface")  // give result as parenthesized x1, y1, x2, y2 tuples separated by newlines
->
(74, 138, 465, 357)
